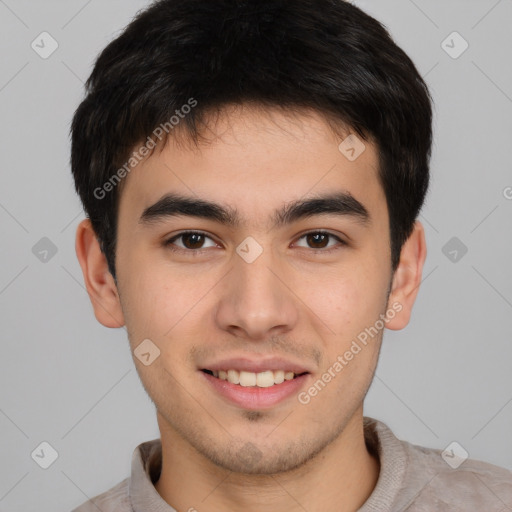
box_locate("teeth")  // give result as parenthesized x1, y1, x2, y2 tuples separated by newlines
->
(274, 370, 285, 384)
(227, 369, 240, 384)
(213, 369, 300, 387)
(239, 371, 256, 387)
(256, 370, 275, 388)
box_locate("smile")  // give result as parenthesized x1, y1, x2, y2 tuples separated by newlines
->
(202, 369, 307, 388)
(200, 369, 311, 410)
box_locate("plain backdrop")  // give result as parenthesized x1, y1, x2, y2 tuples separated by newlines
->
(0, 1, 511, 511)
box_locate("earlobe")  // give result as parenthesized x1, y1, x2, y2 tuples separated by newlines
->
(75, 219, 125, 328)
(385, 221, 427, 331)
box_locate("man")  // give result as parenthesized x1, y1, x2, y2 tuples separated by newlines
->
(70, 0, 512, 510)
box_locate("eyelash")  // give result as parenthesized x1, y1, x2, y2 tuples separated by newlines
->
(163, 230, 347, 255)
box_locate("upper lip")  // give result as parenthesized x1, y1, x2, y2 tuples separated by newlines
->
(200, 356, 312, 374)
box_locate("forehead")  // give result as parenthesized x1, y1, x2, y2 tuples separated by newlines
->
(118, 104, 385, 229)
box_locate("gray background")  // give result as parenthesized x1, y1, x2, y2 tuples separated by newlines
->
(0, 0, 511, 510)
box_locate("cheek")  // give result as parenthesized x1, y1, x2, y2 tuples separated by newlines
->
(309, 266, 386, 337)
(116, 254, 169, 344)
(119, 259, 216, 347)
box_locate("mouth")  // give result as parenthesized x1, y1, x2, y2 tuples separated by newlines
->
(200, 366, 311, 410)
(201, 368, 309, 388)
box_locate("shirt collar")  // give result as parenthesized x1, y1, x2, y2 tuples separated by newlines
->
(129, 437, 177, 512)
(358, 417, 407, 511)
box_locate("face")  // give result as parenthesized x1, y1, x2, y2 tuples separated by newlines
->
(108, 105, 398, 474)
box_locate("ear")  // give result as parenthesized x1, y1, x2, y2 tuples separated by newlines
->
(385, 221, 427, 330)
(75, 219, 125, 328)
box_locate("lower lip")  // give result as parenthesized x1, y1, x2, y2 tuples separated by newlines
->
(200, 371, 310, 410)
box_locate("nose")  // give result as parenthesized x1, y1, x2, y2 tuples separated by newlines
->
(215, 244, 299, 341)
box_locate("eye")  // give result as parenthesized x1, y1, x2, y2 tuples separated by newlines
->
(164, 230, 346, 255)
(294, 231, 346, 253)
(164, 231, 218, 253)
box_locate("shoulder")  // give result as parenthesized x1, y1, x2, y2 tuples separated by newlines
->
(402, 440, 512, 510)
(70, 477, 130, 512)
(70, 437, 162, 512)
(364, 418, 512, 511)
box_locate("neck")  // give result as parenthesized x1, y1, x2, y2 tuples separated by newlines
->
(154, 408, 380, 512)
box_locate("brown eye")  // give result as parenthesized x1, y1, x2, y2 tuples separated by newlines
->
(306, 232, 329, 249)
(164, 231, 217, 252)
(180, 232, 206, 249)
(295, 231, 346, 252)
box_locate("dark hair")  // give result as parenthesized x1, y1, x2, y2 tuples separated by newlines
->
(71, 0, 433, 281)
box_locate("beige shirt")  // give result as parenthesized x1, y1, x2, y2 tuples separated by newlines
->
(71, 417, 512, 512)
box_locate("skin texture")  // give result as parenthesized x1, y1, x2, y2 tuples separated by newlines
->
(75, 104, 426, 512)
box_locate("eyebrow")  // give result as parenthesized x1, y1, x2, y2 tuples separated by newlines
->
(139, 191, 370, 230)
